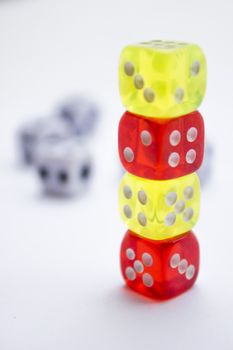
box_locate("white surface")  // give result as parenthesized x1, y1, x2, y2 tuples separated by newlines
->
(0, 0, 233, 349)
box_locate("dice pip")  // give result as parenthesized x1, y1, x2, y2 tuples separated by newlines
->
(35, 139, 92, 196)
(118, 40, 206, 299)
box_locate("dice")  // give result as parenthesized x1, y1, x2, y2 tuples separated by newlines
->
(18, 117, 72, 164)
(119, 110, 204, 180)
(119, 40, 207, 118)
(120, 230, 199, 299)
(119, 172, 200, 240)
(35, 139, 92, 196)
(57, 96, 99, 136)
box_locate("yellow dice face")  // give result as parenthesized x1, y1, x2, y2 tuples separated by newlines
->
(119, 40, 207, 118)
(119, 172, 200, 240)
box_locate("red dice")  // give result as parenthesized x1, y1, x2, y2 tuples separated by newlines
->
(120, 230, 199, 299)
(118, 111, 204, 180)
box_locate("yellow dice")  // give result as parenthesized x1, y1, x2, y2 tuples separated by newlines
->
(119, 172, 200, 240)
(119, 40, 207, 118)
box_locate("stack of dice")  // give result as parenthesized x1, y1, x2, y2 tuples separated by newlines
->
(118, 40, 207, 299)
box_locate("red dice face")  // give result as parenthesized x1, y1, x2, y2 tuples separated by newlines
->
(118, 111, 204, 180)
(120, 230, 199, 299)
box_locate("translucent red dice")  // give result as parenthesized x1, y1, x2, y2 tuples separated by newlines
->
(120, 230, 199, 299)
(118, 111, 204, 180)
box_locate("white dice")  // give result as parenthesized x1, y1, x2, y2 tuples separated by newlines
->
(57, 96, 99, 136)
(35, 139, 92, 196)
(18, 117, 72, 164)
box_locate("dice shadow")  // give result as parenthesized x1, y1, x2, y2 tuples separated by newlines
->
(33, 186, 92, 203)
(112, 283, 201, 305)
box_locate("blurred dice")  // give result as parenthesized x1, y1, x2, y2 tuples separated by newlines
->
(18, 96, 99, 165)
(35, 138, 92, 196)
(17, 95, 99, 197)
(57, 96, 99, 136)
(18, 117, 72, 165)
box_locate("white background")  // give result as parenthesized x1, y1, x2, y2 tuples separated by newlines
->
(0, 0, 233, 349)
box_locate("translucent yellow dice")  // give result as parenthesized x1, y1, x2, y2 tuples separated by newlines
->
(119, 40, 207, 118)
(119, 172, 200, 240)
